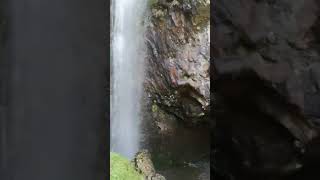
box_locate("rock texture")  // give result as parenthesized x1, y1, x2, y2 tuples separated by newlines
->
(213, 0, 320, 179)
(213, 0, 320, 118)
(145, 0, 210, 126)
(133, 150, 166, 180)
(151, 103, 178, 134)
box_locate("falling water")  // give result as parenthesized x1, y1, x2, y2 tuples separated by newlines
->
(110, 0, 147, 158)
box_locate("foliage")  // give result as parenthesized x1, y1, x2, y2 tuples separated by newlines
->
(148, 0, 158, 7)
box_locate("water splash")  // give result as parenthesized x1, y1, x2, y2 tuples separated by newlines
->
(110, 0, 147, 158)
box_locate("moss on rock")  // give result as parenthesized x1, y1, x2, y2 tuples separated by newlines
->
(110, 152, 144, 180)
(192, 2, 210, 32)
(148, 0, 158, 7)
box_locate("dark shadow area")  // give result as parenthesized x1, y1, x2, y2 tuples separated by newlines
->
(212, 0, 320, 179)
(212, 68, 320, 180)
(0, 0, 109, 180)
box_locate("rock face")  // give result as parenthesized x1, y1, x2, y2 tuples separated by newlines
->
(213, 0, 320, 117)
(151, 103, 178, 134)
(213, 0, 320, 179)
(133, 150, 166, 180)
(145, 0, 210, 126)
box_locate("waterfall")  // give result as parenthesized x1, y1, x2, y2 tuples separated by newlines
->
(110, 0, 147, 158)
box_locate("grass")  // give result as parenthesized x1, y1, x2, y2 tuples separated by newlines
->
(110, 152, 144, 180)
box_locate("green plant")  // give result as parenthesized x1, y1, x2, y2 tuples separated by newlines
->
(110, 152, 144, 180)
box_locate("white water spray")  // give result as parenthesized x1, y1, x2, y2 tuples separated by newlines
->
(110, 0, 147, 158)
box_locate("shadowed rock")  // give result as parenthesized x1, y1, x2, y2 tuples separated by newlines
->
(133, 150, 166, 180)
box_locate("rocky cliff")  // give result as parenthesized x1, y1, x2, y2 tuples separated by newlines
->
(144, 0, 210, 127)
(142, 1, 211, 179)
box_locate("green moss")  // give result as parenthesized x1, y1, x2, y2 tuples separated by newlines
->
(148, 0, 158, 7)
(192, 3, 210, 32)
(110, 152, 144, 180)
(152, 104, 158, 113)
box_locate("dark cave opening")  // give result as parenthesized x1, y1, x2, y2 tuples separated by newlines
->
(212, 68, 320, 180)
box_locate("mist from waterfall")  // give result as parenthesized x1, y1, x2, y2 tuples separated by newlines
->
(110, 0, 147, 158)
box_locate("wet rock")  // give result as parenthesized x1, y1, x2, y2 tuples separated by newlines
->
(133, 150, 166, 180)
(145, 0, 210, 125)
(134, 150, 156, 177)
(148, 173, 166, 180)
(151, 103, 178, 134)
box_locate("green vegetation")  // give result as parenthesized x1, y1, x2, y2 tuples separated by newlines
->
(192, 3, 210, 32)
(148, 0, 158, 7)
(152, 104, 158, 113)
(110, 152, 144, 180)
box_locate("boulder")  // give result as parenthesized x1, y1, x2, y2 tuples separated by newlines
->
(133, 150, 166, 180)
